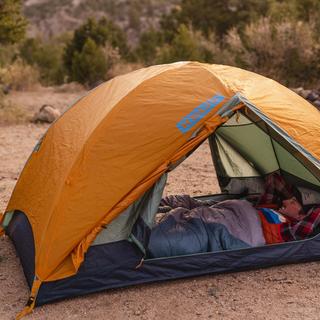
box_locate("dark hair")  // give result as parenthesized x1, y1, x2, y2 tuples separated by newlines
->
(283, 187, 310, 215)
(281, 186, 303, 205)
(291, 187, 303, 205)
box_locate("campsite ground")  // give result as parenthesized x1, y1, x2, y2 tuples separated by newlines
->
(1, 87, 320, 320)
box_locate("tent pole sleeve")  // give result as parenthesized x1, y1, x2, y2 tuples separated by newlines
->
(16, 278, 42, 320)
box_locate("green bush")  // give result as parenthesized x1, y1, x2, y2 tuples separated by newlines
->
(160, 0, 270, 39)
(64, 17, 129, 84)
(20, 37, 66, 85)
(0, 0, 27, 45)
(64, 17, 128, 72)
(156, 24, 214, 64)
(71, 38, 109, 86)
(0, 44, 19, 67)
(134, 28, 163, 65)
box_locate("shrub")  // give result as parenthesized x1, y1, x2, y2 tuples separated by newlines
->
(20, 37, 66, 85)
(161, 0, 270, 39)
(0, 59, 39, 90)
(0, 44, 19, 67)
(224, 18, 320, 86)
(0, 0, 27, 45)
(134, 29, 163, 65)
(0, 92, 28, 124)
(64, 17, 129, 81)
(71, 38, 109, 86)
(156, 24, 214, 64)
(107, 61, 144, 80)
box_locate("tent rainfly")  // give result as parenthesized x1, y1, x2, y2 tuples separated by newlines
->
(1, 62, 320, 318)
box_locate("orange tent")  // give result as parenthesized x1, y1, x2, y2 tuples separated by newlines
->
(1, 62, 320, 318)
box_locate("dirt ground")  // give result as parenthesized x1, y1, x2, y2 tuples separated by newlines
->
(0, 88, 320, 320)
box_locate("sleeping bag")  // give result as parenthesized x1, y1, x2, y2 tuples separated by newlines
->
(148, 197, 265, 258)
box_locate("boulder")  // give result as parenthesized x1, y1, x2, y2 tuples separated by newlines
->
(307, 91, 319, 102)
(291, 87, 304, 95)
(313, 100, 320, 109)
(300, 89, 312, 99)
(32, 104, 61, 123)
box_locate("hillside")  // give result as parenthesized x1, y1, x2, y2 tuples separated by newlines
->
(23, 0, 180, 45)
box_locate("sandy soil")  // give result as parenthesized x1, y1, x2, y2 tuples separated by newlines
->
(1, 89, 320, 320)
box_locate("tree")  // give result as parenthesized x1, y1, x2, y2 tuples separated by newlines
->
(20, 37, 66, 85)
(294, 0, 320, 21)
(267, 0, 320, 22)
(157, 24, 211, 64)
(0, 0, 27, 45)
(64, 17, 129, 78)
(159, 7, 182, 43)
(134, 28, 163, 65)
(71, 38, 109, 86)
(161, 0, 271, 39)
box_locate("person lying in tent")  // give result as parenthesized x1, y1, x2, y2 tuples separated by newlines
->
(149, 173, 320, 258)
(257, 172, 320, 243)
(279, 196, 320, 241)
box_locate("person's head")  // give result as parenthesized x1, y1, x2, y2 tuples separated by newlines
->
(278, 196, 304, 220)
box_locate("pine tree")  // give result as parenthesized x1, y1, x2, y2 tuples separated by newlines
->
(71, 38, 109, 86)
(0, 0, 27, 44)
(63, 17, 128, 78)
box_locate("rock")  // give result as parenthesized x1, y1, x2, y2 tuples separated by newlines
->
(307, 91, 319, 102)
(313, 100, 320, 109)
(1, 84, 12, 95)
(32, 104, 61, 123)
(291, 87, 304, 95)
(208, 288, 218, 297)
(300, 89, 312, 99)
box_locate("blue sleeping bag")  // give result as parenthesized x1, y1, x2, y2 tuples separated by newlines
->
(148, 209, 250, 258)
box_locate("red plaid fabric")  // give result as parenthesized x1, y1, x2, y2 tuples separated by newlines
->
(280, 207, 320, 241)
(259, 172, 294, 205)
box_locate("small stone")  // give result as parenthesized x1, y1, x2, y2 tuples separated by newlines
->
(313, 100, 320, 108)
(208, 288, 218, 297)
(300, 89, 312, 99)
(32, 104, 61, 123)
(291, 87, 303, 95)
(307, 91, 319, 102)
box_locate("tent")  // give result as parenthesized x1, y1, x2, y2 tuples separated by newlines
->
(1, 61, 320, 318)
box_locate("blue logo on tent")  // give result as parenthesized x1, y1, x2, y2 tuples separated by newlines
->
(176, 94, 225, 133)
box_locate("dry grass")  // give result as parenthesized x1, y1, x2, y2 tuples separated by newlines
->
(107, 61, 144, 79)
(0, 59, 40, 91)
(53, 82, 85, 93)
(0, 96, 29, 125)
(223, 18, 320, 86)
